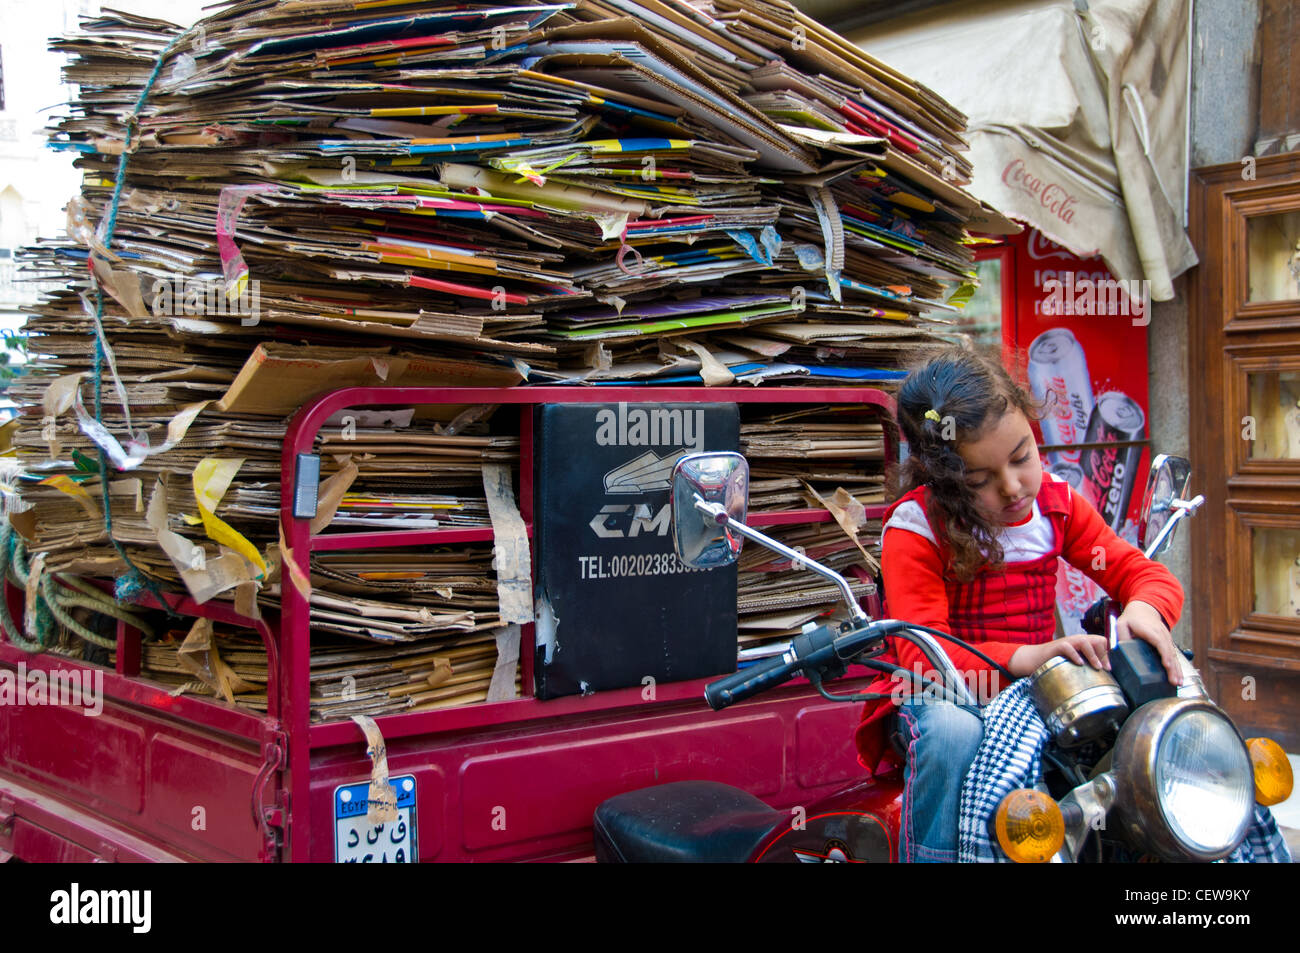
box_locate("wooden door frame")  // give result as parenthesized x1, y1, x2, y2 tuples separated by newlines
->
(1188, 152, 1300, 748)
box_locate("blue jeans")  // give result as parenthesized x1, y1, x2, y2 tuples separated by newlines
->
(894, 699, 984, 863)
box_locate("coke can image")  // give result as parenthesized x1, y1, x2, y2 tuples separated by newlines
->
(1055, 559, 1104, 625)
(1048, 461, 1085, 489)
(1081, 391, 1146, 531)
(1028, 328, 1095, 468)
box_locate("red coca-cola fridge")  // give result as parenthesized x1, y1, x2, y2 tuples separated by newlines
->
(987, 228, 1153, 632)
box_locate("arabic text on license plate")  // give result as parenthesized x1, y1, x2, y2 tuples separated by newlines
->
(334, 775, 418, 863)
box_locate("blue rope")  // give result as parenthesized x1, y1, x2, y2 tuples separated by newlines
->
(100, 33, 179, 244)
(87, 30, 194, 619)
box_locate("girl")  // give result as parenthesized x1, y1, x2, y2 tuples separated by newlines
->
(854, 345, 1185, 863)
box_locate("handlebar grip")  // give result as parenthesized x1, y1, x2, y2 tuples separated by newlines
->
(704, 653, 800, 711)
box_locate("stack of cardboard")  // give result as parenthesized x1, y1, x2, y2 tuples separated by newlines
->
(740, 403, 886, 511)
(140, 620, 519, 719)
(7, 0, 1014, 714)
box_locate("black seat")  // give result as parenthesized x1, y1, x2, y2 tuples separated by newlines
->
(593, 781, 784, 863)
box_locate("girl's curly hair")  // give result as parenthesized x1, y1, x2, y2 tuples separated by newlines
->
(887, 343, 1045, 582)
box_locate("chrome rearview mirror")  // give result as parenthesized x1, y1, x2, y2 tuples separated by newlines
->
(1139, 454, 1194, 558)
(671, 452, 749, 569)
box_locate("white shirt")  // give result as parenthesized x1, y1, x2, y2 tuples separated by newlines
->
(882, 473, 1071, 563)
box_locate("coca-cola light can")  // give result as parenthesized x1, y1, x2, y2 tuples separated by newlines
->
(1028, 328, 1095, 469)
(1081, 391, 1146, 531)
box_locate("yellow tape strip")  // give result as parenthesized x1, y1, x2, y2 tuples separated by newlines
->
(38, 475, 101, 519)
(192, 458, 267, 576)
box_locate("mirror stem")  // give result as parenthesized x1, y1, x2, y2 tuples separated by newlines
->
(1142, 494, 1204, 559)
(718, 514, 869, 623)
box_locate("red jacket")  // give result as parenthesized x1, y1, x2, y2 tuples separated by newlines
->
(853, 472, 1184, 776)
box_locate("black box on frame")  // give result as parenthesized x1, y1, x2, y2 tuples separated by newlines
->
(532, 402, 740, 700)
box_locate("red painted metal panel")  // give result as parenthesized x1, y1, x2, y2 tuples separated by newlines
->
(518, 403, 536, 701)
(517, 404, 535, 527)
(806, 779, 906, 862)
(0, 646, 267, 744)
(458, 712, 786, 852)
(147, 736, 264, 862)
(0, 774, 198, 862)
(307, 672, 866, 749)
(307, 685, 875, 862)
(13, 820, 100, 863)
(751, 509, 834, 526)
(0, 672, 268, 862)
(310, 677, 707, 749)
(794, 702, 875, 790)
(7, 704, 146, 814)
(116, 618, 142, 677)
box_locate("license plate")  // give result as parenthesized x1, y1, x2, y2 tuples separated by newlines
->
(334, 775, 418, 863)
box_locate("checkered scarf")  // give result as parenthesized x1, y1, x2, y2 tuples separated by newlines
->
(957, 678, 1293, 864)
(1228, 804, 1293, 863)
(957, 678, 1048, 863)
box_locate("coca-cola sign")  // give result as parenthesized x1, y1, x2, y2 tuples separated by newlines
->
(1001, 159, 1078, 225)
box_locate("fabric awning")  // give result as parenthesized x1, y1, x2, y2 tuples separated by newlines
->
(849, 0, 1196, 300)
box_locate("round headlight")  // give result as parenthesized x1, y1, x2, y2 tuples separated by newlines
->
(1155, 709, 1254, 855)
(1111, 698, 1254, 861)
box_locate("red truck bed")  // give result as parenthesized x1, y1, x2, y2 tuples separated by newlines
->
(0, 385, 894, 862)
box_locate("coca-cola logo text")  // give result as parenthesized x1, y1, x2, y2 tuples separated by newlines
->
(1046, 378, 1083, 465)
(1086, 442, 1124, 521)
(1061, 562, 1098, 613)
(1026, 230, 1101, 262)
(1002, 160, 1078, 225)
(1049, 377, 1072, 423)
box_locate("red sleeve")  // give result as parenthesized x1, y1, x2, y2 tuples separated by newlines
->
(881, 526, 1025, 678)
(1058, 486, 1184, 629)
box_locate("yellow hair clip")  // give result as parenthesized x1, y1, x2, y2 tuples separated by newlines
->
(924, 409, 941, 422)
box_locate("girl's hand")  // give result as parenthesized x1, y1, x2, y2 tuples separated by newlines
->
(1008, 634, 1111, 678)
(1116, 600, 1183, 686)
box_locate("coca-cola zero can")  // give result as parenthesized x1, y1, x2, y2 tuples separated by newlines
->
(1081, 391, 1145, 531)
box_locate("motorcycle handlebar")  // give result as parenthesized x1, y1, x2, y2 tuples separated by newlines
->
(704, 653, 802, 711)
(703, 620, 914, 711)
(703, 620, 981, 711)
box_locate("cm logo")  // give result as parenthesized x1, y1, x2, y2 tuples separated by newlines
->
(589, 503, 671, 538)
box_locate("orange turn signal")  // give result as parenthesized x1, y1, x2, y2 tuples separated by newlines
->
(1246, 737, 1294, 807)
(994, 789, 1065, 863)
